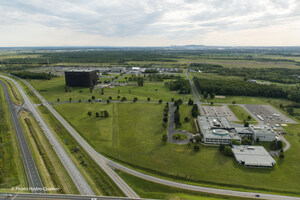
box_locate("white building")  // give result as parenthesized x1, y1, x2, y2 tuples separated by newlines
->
(250, 125, 277, 142)
(232, 145, 276, 168)
(197, 116, 241, 144)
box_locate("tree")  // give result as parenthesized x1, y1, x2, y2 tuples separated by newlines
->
(57, 98, 60, 102)
(162, 134, 168, 144)
(223, 146, 233, 156)
(270, 140, 278, 150)
(194, 135, 201, 143)
(188, 98, 194, 105)
(210, 102, 214, 106)
(232, 101, 236, 105)
(279, 152, 285, 159)
(78, 99, 81, 103)
(256, 137, 260, 143)
(87, 111, 92, 116)
(247, 115, 252, 121)
(121, 97, 127, 101)
(171, 98, 174, 102)
(219, 144, 225, 151)
(203, 91, 208, 99)
(109, 96, 112, 100)
(210, 93, 215, 99)
(163, 117, 168, 122)
(92, 96, 95, 100)
(133, 97, 138, 102)
(96, 112, 100, 117)
(69, 97, 72, 102)
(101, 88, 104, 95)
(147, 97, 150, 101)
(244, 122, 249, 127)
(241, 137, 251, 145)
(231, 139, 240, 145)
(159, 99, 162, 104)
(107, 100, 110, 104)
(117, 96, 120, 100)
(277, 140, 283, 149)
(184, 117, 189, 122)
(88, 99, 91, 103)
(136, 77, 144, 86)
(194, 145, 200, 152)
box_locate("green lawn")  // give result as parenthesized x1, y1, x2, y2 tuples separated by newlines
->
(117, 171, 257, 200)
(227, 105, 257, 124)
(29, 76, 193, 102)
(55, 102, 300, 195)
(176, 104, 198, 133)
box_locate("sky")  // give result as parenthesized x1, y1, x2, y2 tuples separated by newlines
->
(0, 0, 299, 47)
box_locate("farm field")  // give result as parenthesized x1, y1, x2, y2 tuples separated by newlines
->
(29, 76, 193, 102)
(55, 102, 300, 195)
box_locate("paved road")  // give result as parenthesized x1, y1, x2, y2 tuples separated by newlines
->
(185, 70, 201, 109)
(20, 78, 139, 199)
(0, 193, 141, 200)
(7, 75, 300, 200)
(0, 80, 43, 193)
(167, 103, 193, 144)
(0, 75, 94, 196)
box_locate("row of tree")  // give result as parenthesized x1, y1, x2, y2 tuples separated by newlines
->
(11, 71, 55, 80)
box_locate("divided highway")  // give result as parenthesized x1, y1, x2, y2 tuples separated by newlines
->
(4, 74, 300, 200)
(0, 80, 43, 193)
(0, 75, 94, 196)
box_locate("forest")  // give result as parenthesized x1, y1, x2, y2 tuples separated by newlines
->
(190, 63, 300, 84)
(193, 77, 300, 103)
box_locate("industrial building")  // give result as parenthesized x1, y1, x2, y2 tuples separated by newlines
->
(250, 125, 277, 142)
(232, 145, 276, 168)
(65, 70, 98, 87)
(197, 116, 241, 144)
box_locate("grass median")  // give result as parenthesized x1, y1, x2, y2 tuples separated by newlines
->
(19, 111, 79, 194)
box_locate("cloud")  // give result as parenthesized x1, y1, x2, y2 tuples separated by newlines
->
(0, 0, 299, 46)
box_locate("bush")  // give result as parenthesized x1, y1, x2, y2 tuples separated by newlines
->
(194, 145, 200, 152)
(162, 134, 168, 144)
(224, 146, 233, 157)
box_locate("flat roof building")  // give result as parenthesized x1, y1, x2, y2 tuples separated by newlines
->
(197, 116, 241, 144)
(232, 145, 276, 168)
(65, 70, 98, 87)
(250, 125, 276, 142)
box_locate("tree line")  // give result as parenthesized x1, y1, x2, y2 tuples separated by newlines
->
(11, 71, 55, 80)
(193, 77, 300, 103)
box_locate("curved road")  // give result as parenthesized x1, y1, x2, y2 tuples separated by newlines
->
(6, 75, 300, 200)
(0, 75, 94, 196)
(0, 80, 43, 193)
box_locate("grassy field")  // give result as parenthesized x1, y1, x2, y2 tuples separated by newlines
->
(37, 105, 124, 196)
(0, 83, 26, 191)
(28, 76, 193, 102)
(19, 111, 79, 194)
(227, 105, 257, 124)
(0, 78, 23, 105)
(117, 171, 257, 200)
(55, 102, 300, 195)
(176, 104, 198, 133)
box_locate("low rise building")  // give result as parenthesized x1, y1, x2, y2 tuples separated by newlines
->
(197, 116, 241, 144)
(250, 125, 277, 142)
(232, 145, 276, 168)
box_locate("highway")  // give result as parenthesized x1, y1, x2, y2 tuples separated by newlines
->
(0, 75, 94, 196)
(0, 80, 43, 193)
(19, 77, 140, 199)
(5, 74, 300, 200)
(0, 193, 140, 200)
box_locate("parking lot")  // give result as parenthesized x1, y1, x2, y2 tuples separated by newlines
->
(200, 105, 239, 121)
(244, 105, 296, 127)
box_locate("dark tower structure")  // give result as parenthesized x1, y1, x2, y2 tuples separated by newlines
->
(65, 70, 97, 87)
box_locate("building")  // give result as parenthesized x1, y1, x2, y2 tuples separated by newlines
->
(250, 125, 277, 142)
(232, 145, 276, 168)
(65, 70, 98, 87)
(197, 116, 241, 144)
